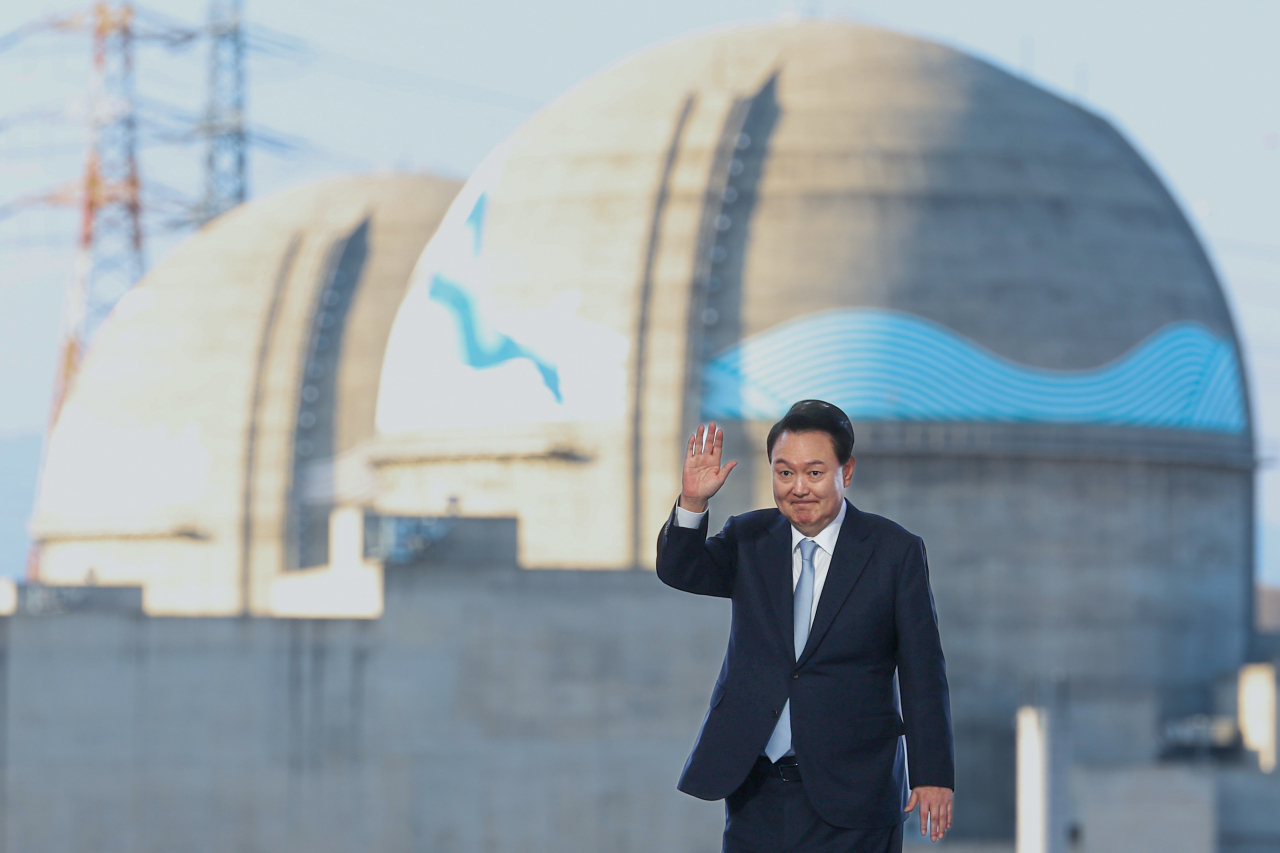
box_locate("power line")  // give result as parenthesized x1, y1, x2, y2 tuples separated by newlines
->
(245, 21, 542, 113)
(0, 12, 539, 192)
(0, 235, 78, 249)
(0, 143, 84, 159)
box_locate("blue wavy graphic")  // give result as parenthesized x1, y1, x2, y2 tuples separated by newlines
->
(701, 310, 1246, 433)
(427, 192, 562, 402)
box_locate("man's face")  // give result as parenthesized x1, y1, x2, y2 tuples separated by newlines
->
(770, 430, 855, 537)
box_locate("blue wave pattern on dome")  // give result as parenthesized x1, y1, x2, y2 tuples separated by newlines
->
(701, 310, 1246, 433)
(426, 191, 563, 403)
(428, 275, 562, 402)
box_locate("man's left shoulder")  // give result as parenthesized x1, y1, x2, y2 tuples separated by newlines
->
(850, 505, 923, 549)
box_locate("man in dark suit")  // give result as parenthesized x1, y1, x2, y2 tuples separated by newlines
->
(657, 400, 954, 852)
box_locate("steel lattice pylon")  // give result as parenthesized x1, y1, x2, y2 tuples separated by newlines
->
(26, 1, 146, 581)
(5, 0, 250, 581)
(45, 1, 146, 436)
(200, 0, 246, 223)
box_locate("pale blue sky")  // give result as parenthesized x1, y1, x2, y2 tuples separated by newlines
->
(1, 0, 1278, 582)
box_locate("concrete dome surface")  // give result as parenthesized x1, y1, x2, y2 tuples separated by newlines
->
(371, 21, 1252, 837)
(32, 173, 461, 615)
(376, 19, 1249, 561)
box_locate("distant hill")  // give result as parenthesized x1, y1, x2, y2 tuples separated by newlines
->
(0, 432, 41, 579)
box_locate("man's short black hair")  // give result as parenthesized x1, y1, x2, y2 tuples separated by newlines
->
(766, 400, 855, 465)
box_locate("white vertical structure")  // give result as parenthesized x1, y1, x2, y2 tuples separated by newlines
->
(1017, 705, 1066, 853)
(1017, 706, 1049, 853)
(1238, 662, 1277, 773)
(268, 506, 381, 618)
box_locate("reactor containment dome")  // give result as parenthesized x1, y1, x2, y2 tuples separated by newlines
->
(31, 174, 461, 616)
(371, 22, 1253, 837)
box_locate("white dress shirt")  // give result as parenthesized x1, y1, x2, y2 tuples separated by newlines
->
(673, 500, 847, 627)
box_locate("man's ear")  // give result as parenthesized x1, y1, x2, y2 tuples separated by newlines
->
(842, 458, 855, 487)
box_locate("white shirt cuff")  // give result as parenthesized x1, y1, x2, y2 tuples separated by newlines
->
(673, 504, 708, 528)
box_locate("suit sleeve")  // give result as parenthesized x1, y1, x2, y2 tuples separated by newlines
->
(654, 502, 739, 599)
(895, 535, 955, 790)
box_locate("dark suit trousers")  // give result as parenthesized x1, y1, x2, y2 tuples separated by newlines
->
(724, 758, 903, 853)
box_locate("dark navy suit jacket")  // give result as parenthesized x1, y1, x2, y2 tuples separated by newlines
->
(656, 499, 954, 829)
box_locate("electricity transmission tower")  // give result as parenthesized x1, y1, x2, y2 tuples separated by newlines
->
(0, 3, 196, 434)
(1, 0, 251, 448)
(0, 1, 195, 581)
(54, 1, 146, 426)
(200, 0, 247, 223)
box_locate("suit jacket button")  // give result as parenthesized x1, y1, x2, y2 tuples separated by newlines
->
(771, 709, 779, 718)
(792, 671, 800, 679)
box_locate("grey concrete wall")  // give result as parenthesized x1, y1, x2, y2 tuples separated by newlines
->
(850, 448, 1252, 838)
(0, 474, 1260, 853)
(1216, 767, 1280, 853)
(1070, 766, 1216, 853)
(0, 566, 730, 853)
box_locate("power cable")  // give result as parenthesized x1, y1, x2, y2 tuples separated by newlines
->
(0, 143, 84, 159)
(244, 21, 542, 113)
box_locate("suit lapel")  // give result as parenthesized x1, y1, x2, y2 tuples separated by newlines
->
(797, 501, 875, 668)
(759, 512, 795, 659)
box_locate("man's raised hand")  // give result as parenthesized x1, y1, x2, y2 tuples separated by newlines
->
(680, 422, 738, 513)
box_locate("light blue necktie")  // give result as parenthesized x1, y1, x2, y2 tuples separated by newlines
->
(765, 538, 818, 762)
